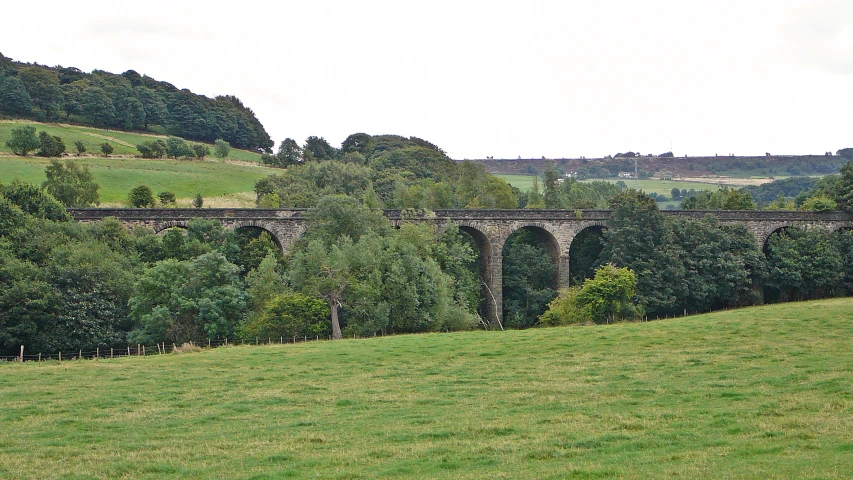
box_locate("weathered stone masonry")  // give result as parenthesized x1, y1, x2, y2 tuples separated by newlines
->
(68, 208, 853, 327)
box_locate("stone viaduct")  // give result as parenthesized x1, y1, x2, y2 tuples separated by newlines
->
(68, 208, 853, 327)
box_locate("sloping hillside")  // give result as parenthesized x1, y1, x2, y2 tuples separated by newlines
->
(0, 121, 276, 206)
(1, 299, 851, 479)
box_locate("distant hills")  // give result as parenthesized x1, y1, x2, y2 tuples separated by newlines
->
(0, 53, 273, 152)
(469, 154, 848, 179)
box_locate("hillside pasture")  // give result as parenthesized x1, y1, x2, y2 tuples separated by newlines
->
(1, 299, 851, 479)
(0, 155, 277, 205)
(0, 120, 263, 162)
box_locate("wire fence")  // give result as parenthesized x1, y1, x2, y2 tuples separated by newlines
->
(0, 335, 330, 363)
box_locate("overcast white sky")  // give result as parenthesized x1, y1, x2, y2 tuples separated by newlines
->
(2, 1, 851, 159)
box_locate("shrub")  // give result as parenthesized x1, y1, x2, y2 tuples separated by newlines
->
(214, 139, 230, 158)
(158, 191, 176, 206)
(239, 293, 330, 340)
(128, 185, 156, 208)
(100, 142, 114, 156)
(5, 125, 40, 156)
(36, 131, 66, 157)
(191, 144, 210, 159)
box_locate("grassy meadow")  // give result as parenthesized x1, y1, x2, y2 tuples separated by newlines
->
(1, 299, 852, 479)
(0, 121, 278, 206)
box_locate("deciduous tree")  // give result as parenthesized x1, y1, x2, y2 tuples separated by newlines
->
(5, 125, 40, 156)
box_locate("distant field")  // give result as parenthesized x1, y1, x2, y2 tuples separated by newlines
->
(0, 120, 263, 163)
(0, 156, 278, 206)
(497, 174, 726, 197)
(2, 299, 852, 479)
(0, 121, 278, 205)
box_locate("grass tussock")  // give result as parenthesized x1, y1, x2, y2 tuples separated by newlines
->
(171, 342, 203, 354)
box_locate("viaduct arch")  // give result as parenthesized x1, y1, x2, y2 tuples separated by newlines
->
(69, 208, 853, 327)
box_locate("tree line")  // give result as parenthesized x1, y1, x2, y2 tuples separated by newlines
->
(0, 180, 482, 356)
(5, 174, 853, 356)
(0, 53, 272, 151)
(536, 189, 853, 326)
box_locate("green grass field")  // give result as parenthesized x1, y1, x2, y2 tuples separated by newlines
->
(0, 120, 263, 163)
(497, 174, 725, 197)
(0, 121, 279, 206)
(2, 299, 851, 479)
(0, 156, 278, 206)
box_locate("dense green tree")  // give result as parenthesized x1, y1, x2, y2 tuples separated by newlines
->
(42, 241, 137, 351)
(239, 292, 330, 340)
(273, 138, 302, 166)
(192, 193, 203, 208)
(542, 166, 565, 208)
(539, 287, 590, 326)
(801, 194, 837, 212)
(836, 148, 853, 160)
(831, 162, 853, 212)
(191, 143, 210, 159)
(128, 185, 156, 208)
(42, 160, 100, 207)
(128, 252, 246, 343)
(765, 228, 843, 302)
(133, 86, 168, 130)
(501, 229, 557, 329)
(303, 136, 337, 162)
(81, 87, 116, 127)
(576, 264, 640, 324)
(158, 191, 176, 206)
(165, 137, 191, 158)
(60, 79, 87, 120)
(74, 140, 86, 155)
(301, 195, 389, 247)
(0, 248, 53, 355)
(243, 254, 288, 313)
(36, 131, 66, 157)
(0, 76, 33, 115)
(5, 125, 40, 156)
(341, 133, 374, 155)
(100, 142, 113, 156)
(19, 67, 63, 119)
(0, 181, 69, 221)
(526, 176, 546, 209)
(290, 239, 360, 340)
(213, 139, 231, 158)
(136, 139, 166, 159)
(0, 196, 27, 236)
(568, 227, 604, 283)
(681, 187, 755, 210)
(600, 190, 685, 316)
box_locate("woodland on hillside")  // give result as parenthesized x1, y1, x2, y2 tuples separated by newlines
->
(0, 53, 272, 151)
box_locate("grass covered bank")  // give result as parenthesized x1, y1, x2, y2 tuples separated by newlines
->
(1, 299, 852, 479)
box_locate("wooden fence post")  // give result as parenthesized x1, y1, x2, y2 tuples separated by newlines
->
(111, 348, 114, 358)
(58, 351, 62, 362)
(19, 345, 23, 363)
(96, 347, 99, 359)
